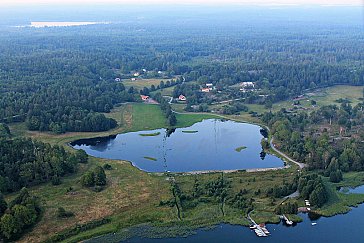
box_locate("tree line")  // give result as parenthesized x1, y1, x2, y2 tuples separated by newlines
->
(0, 137, 88, 193)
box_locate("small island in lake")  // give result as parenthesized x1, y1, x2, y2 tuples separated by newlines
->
(182, 130, 198, 133)
(139, 132, 161, 137)
(235, 146, 247, 152)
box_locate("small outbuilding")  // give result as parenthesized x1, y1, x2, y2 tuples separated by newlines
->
(178, 95, 186, 101)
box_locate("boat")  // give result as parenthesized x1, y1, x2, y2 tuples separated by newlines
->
(250, 225, 257, 229)
(262, 228, 270, 234)
(311, 222, 317, 226)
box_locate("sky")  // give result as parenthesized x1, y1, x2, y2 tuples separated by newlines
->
(0, 0, 362, 6)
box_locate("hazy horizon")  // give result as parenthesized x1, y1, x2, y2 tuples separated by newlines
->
(1, 0, 363, 7)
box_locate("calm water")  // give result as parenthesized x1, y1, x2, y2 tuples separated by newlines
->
(71, 119, 284, 173)
(125, 204, 364, 243)
(340, 185, 364, 194)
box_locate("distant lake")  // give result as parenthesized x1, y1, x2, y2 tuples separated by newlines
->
(28, 22, 106, 28)
(71, 119, 284, 173)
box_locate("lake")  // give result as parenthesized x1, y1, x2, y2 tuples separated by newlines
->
(340, 185, 364, 194)
(71, 119, 284, 173)
(87, 204, 364, 243)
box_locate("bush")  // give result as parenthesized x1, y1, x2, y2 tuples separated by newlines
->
(57, 207, 74, 219)
(103, 163, 112, 170)
(81, 166, 107, 188)
(92, 186, 104, 192)
(51, 176, 62, 186)
(44, 218, 111, 243)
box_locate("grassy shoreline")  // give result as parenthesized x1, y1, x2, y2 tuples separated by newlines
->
(7, 102, 364, 242)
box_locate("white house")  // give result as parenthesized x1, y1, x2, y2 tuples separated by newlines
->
(241, 82, 255, 88)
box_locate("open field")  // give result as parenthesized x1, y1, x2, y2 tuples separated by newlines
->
(273, 85, 363, 112)
(208, 85, 363, 117)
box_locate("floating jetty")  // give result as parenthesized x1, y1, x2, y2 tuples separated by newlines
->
(281, 214, 293, 225)
(249, 223, 270, 237)
(247, 212, 270, 237)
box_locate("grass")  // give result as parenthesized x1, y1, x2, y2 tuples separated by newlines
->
(315, 176, 364, 217)
(235, 146, 247, 152)
(273, 85, 363, 112)
(6, 103, 223, 242)
(207, 85, 363, 119)
(139, 132, 161, 137)
(13, 157, 174, 243)
(175, 113, 218, 128)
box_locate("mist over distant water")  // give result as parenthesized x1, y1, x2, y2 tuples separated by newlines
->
(0, 5, 362, 28)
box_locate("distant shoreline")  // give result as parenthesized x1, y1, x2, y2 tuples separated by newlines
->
(15, 21, 109, 28)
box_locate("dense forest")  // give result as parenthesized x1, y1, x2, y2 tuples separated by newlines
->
(1, 15, 363, 133)
(262, 90, 364, 182)
(0, 188, 41, 240)
(0, 137, 88, 193)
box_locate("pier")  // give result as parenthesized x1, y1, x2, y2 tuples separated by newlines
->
(281, 214, 293, 225)
(247, 211, 270, 237)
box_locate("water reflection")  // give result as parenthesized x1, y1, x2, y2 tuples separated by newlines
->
(71, 119, 284, 173)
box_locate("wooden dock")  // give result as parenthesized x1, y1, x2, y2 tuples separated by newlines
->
(281, 214, 293, 225)
(247, 211, 270, 237)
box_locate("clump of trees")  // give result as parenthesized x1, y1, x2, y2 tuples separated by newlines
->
(266, 177, 298, 198)
(0, 138, 87, 193)
(81, 166, 107, 190)
(153, 93, 177, 126)
(0, 188, 41, 241)
(57, 207, 74, 219)
(227, 189, 253, 213)
(298, 173, 328, 207)
(0, 124, 10, 138)
(221, 101, 249, 115)
(275, 202, 298, 215)
(262, 100, 364, 178)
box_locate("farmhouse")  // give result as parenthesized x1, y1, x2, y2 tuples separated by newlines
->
(140, 95, 149, 101)
(133, 72, 140, 77)
(241, 82, 255, 88)
(114, 78, 121, 82)
(178, 95, 186, 101)
(201, 88, 210, 93)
